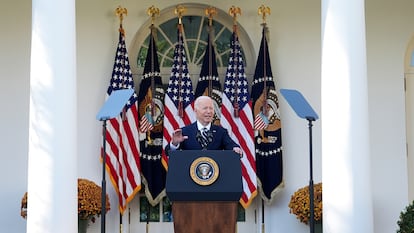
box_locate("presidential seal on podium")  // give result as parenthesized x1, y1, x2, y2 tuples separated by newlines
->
(190, 156, 219, 186)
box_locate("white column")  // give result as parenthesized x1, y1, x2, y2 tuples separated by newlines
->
(27, 0, 77, 232)
(321, 0, 374, 233)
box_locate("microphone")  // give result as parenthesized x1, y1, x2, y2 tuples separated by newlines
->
(206, 130, 213, 144)
(196, 131, 205, 149)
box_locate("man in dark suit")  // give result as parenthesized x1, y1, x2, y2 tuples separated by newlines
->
(166, 96, 243, 155)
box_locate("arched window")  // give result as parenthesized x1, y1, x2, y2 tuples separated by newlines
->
(136, 16, 239, 69)
(129, 3, 255, 86)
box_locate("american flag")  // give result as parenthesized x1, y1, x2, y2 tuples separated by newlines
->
(162, 24, 196, 168)
(221, 30, 257, 208)
(254, 111, 269, 130)
(137, 29, 166, 206)
(252, 26, 283, 204)
(139, 112, 154, 133)
(104, 29, 141, 214)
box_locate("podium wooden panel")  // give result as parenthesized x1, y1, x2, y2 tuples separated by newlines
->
(172, 201, 238, 233)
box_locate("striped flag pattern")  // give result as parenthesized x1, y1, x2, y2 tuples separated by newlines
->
(221, 30, 257, 208)
(139, 112, 154, 133)
(254, 111, 269, 130)
(137, 29, 166, 206)
(252, 26, 284, 204)
(104, 29, 141, 214)
(162, 24, 196, 168)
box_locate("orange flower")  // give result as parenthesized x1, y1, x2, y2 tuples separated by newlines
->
(78, 178, 110, 222)
(20, 192, 28, 219)
(288, 182, 322, 224)
(21, 178, 110, 223)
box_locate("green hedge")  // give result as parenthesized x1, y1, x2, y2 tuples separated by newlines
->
(397, 200, 414, 233)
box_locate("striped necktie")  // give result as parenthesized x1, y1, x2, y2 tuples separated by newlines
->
(200, 127, 209, 149)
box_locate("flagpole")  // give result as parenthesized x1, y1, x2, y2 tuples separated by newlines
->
(257, 7, 271, 233)
(175, 5, 186, 118)
(112, 7, 128, 233)
(146, 200, 150, 233)
(119, 213, 123, 233)
(258, 5, 271, 119)
(229, 6, 241, 117)
(128, 207, 131, 233)
(205, 6, 217, 97)
(261, 200, 265, 233)
(147, 5, 160, 121)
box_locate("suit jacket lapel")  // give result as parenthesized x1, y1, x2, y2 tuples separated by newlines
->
(190, 123, 203, 149)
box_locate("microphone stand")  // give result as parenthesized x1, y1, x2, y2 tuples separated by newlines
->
(101, 119, 108, 233)
(279, 89, 319, 233)
(95, 88, 135, 233)
(307, 117, 315, 233)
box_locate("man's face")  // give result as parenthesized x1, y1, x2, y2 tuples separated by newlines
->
(195, 98, 214, 125)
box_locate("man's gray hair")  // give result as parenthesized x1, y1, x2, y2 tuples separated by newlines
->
(194, 96, 212, 110)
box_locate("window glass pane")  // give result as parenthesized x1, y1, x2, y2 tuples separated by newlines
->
(161, 48, 174, 67)
(182, 16, 202, 39)
(139, 196, 160, 222)
(212, 21, 224, 40)
(137, 47, 148, 68)
(195, 42, 207, 65)
(215, 29, 232, 53)
(187, 40, 197, 61)
(162, 197, 173, 222)
(143, 35, 150, 47)
(237, 203, 246, 222)
(200, 22, 209, 42)
(220, 52, 229, 68)
(155, 30, 169, 55)
(411, 51, 414, 67)
(159, 19, 178, 45)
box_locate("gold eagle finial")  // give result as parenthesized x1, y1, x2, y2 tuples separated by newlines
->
(229, 6, 241, 26)
(147, 6, 160, 25)
(258, 5, 271, 24)
(115, 6, 128, 36)
(205, 6, 217, 26)
(175, 5, 186, 24)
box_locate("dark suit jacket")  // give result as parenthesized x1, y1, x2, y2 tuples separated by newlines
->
(166, 122, 239, 151)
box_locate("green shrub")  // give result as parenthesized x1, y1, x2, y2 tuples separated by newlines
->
(397, 200, 414, 233)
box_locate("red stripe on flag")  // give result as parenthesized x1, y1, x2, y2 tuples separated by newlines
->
(221, 103, 257, 207)
(102, 30, 142, 214)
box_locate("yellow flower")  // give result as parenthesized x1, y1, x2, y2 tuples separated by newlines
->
(288, 182, 322, 225)
(21, 178, 110, 223)
(20, 192, 28, 219)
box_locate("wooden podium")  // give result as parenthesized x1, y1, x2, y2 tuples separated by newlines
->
(166, 150, 242, 233)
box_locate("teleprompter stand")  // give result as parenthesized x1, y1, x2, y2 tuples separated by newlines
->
(96, 89, 134, 233)
(280, 89, 319, 233)
(166, 150, 243, 233)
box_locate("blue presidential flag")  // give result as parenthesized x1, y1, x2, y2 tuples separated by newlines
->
(252, 26, 284, 204)
(137, 27, 166, 206)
